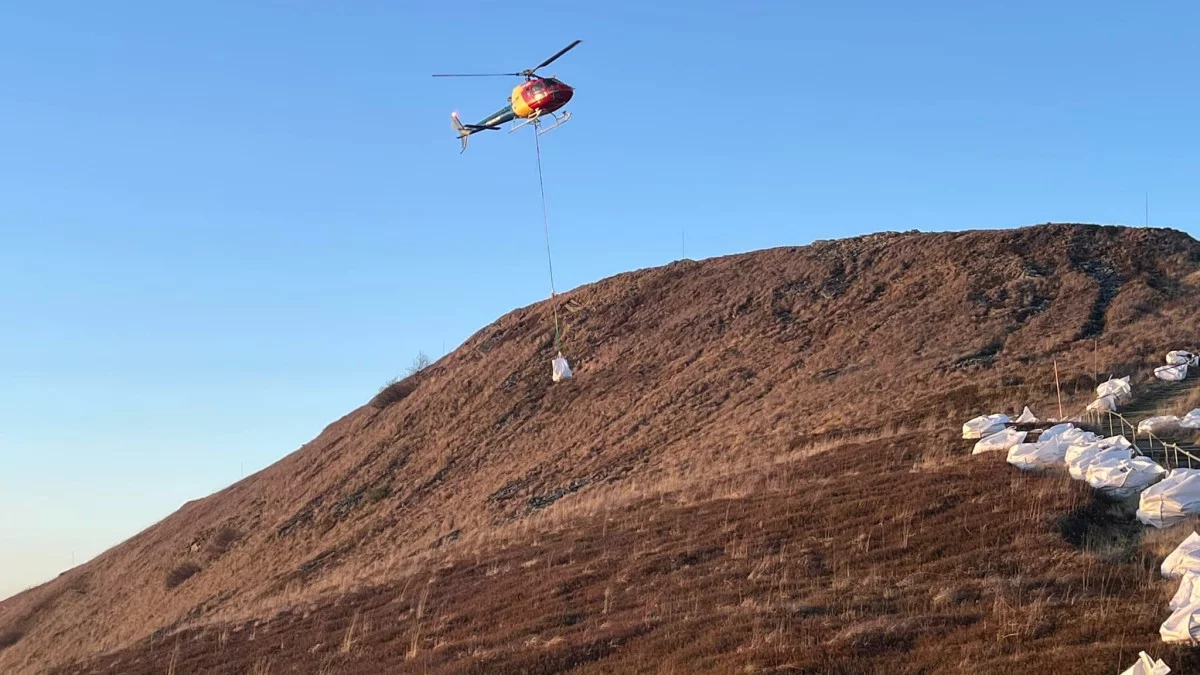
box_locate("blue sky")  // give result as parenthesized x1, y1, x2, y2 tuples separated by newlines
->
(2, 1, 1199, 599)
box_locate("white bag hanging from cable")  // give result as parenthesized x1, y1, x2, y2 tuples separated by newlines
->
(552, 352, 573, 382)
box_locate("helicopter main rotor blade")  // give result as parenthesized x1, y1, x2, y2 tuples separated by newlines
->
(431, 72, 521, 78)
(527, 39, 581, 74)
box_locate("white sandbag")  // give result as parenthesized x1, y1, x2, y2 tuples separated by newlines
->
(551, 354, 572, 382)
(1059, 427, 1099, 445)
(1097, 376, 1132, 401)
(1168, 350, 1198, 367)
(1085, 456, 1166, 499)
(963, 413, 1010, 440)
(1139, 469, 1200, 528)
(1121, 651, 1172, 675)
(1007, 437, 1068, 470)
(1014, 406, 1038, 424)
(1172, 572, 1200, 611)
(1161, 600, 1200, 644)
(1088, 395, 1118, 412)
(1068, 444, 1132, 481)
(1064, 441, 1105, 478)
(972, 428, 1027, 455)
(1140, 416, 1182, 436)
(1063, 437, 1120, 467)
(1180, 410, 1200, 430)
(1036, 423, 1074, 442)
(1162, 532, 1200, 579)
(1100, 435, 1134, 451)
(1157, 364, 1189, 382)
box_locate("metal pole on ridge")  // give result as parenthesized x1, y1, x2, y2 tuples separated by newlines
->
(1054, 360, 1064, 420)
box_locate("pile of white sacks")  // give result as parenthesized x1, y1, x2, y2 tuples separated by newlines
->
(963, 407, 1169, 500)
(961, 356, 1200, 659)
(1154, 530, 1200, 645)
(1089, 376, 1133, 412)
(1156, 350, 1198, 382)
(1138, 410, 1200, 436)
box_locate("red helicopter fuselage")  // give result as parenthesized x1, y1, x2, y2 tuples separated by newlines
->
(510, 77, 574, 118)
(450, 77, 574, 151)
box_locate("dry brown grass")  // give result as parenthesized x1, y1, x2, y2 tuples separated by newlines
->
(1152, 384, 1200, 419)
(1140, 516, 1200, 560)
(11, 224, 1200, 674)
(50, 434, 1200, 674)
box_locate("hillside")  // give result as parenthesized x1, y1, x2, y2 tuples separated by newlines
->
(6, 223, 1200, 674)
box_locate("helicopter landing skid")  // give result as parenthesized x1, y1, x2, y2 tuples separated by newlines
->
(509, 111, 571, 136)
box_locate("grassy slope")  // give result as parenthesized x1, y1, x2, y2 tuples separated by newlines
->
(6, 223, 1200, 674)
(58, 434, 1200, 674)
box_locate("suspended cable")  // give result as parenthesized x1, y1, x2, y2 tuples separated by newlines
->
(532, 120, 562, 354)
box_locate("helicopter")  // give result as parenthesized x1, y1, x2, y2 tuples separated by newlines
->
(433, 39, 580, 152)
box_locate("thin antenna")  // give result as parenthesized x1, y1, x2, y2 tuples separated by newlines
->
(1145, 192, 1149, 227)
(682, 230, 686, 260)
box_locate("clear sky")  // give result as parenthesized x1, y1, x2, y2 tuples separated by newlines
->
(3, 1, 1199, 600)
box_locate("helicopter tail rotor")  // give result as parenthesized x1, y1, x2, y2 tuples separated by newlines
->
(451, 112, 470, 153)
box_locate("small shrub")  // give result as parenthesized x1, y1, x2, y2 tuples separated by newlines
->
(371, 379, 416, 409)
(165, 563, 201, 590)
(407, 351, 432, 377)
(370, 352, 432, 409)
(205, 526, 241, 558)
(0, 628, 24, 649)
(367, 486, 391, 504)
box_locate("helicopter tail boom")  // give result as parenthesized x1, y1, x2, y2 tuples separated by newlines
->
(451, 112, 507, 153)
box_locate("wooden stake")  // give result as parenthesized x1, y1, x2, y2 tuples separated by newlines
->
(1054, 359, 1064, 420)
